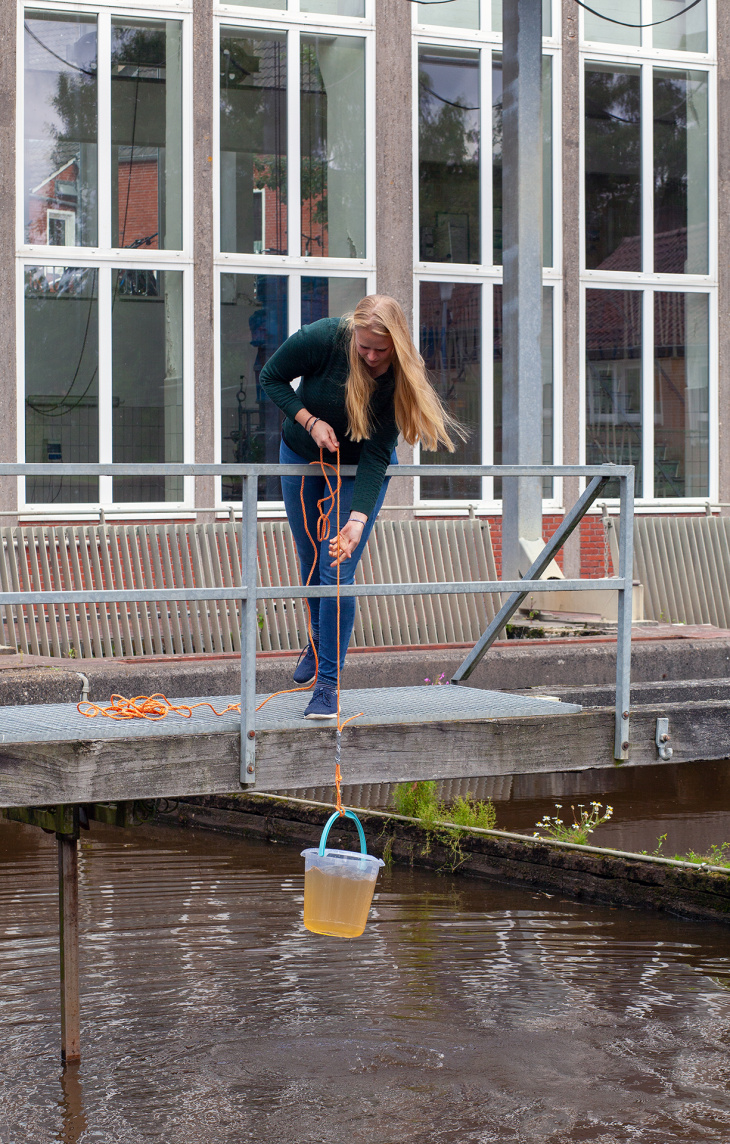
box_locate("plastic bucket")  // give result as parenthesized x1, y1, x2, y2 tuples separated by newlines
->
(301, 810, 384, 938)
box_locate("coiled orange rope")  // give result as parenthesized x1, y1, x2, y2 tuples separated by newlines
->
(78, 449, 362, 814)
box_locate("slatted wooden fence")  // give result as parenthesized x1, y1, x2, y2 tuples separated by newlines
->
(0, 518, 499, 658)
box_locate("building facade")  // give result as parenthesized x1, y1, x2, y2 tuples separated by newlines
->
(0, 0, 726, 577)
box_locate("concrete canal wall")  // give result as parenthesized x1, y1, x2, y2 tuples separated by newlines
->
(158, 793, 730, 927)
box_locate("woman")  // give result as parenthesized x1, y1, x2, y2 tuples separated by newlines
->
(260, 294, 460, 719)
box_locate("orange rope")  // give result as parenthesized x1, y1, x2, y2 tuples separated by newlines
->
(77, 449, 363, 813)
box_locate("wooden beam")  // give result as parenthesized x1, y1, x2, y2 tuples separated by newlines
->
(58, 832, 81, 1063)
(0, 700, 728, 807)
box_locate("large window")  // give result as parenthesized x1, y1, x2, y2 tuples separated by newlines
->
(21, 7, 189, 510)
(414, 7, 558, 507)
(582, 7, 714, 502)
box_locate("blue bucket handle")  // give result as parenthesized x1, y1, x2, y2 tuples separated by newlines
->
(318, 810, 367, 857)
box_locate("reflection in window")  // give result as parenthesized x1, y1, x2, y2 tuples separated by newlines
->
(419, 283, 481, 501)
(25, 266, 98, 504)
(653, 0, 707, 53)
(302, 0, 365, 17)
(493, 286, 554, 499)
(582, 0, 640, 47)
(585, 289, 643, 497)
(654, 292, 708, 497)
(24, 12, 98, 247)
(419, 47, 480, 266)
(416, 0, 479, 32)
(654, 70, 708, 274)
(492, 55, 553, 267)
(221, 275, 287, 502)
(112, 269, 184, 502)
(302, 278, 367, 325)
(301, 36, 365, 259)
(585, 65, 641, 271)
(220, 29, 287, 256)
(111, 19, 182, 251)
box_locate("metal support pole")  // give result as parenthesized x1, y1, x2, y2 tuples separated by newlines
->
(57, 828, 80, 1063)
(239, 474, 258, 785)
(614, 469, 635, 760)
(501, 0, 544, 582)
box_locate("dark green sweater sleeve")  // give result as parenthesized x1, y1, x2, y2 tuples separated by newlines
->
(257, 325, 316, 421)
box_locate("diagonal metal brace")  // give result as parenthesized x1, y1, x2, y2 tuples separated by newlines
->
(452, 474, 611, 683)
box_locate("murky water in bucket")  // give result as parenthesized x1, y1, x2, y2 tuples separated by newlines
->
(1, 815, 730, 1142)
(302, 848, 383, 936)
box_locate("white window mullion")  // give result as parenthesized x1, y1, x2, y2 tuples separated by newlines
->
(97, 10, 112, 252)
(641, 286, 653, 500)
(480, 46, 492, 272)
(98, 264, 113, 505)
(482, 280, 493, 503)
(641, 60, 653, 276)
(287, 28, 301, 260)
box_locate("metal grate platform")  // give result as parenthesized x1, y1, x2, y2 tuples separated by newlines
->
(0, 687, 581, 746)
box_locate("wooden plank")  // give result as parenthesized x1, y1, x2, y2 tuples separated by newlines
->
(0, 700, 729, 807)
(58, 834, 81, 1064)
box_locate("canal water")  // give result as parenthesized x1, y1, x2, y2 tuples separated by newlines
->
(2, 815, 730, 1142)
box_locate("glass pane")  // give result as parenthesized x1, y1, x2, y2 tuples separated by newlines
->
(112, 19, 183, 251)
(24, 12, 98, 247)
(654, 292, 708, 497)
(220, 274, 287, 502)
(419, 282, 481, 501)
(585, 289, 643, 498)
(220, 29, 287, 257)
(112, 269, 184, 502)
(583, 0, 641, 47)
(653, 0, 707, 53)
(492, 56, 553, 268)
(417, 0, 479, 32)
(493, 285, 554, 499)
(25, 266, 98, 504)
(225, 0, 285, 9)
(585, 65, 641, 271)
(654, 70, 708, 275)
(302, 277, 367, 324)
(491, 0, 552, 36)
(302, 0, 365, 17)
(419, 46, 480, 265)
(301, 36, 365, 259)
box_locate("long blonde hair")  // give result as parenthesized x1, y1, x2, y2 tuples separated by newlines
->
(343, 294, 463, 451)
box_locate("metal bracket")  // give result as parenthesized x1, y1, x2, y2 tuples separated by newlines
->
(655, 717, 673, 761)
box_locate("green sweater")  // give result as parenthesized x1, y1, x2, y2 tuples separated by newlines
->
(259, 317, 399, 518)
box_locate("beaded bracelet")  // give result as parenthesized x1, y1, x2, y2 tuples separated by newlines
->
(308, 417, 320, 435)
(304, 414, 316, 434)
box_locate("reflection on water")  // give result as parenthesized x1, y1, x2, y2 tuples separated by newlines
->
(1, 816, 730, 1142)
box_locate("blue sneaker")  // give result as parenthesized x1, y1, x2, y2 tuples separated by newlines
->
(293, 641, 318, 685)
(304, 683, 337, 719)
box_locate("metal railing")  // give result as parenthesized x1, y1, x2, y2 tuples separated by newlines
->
(0, 462, 635, 783)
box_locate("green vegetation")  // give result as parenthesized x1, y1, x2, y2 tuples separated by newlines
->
(392, 781, 497, 871)
(533, 801, 614, 846)
(646, 836, 730, 869)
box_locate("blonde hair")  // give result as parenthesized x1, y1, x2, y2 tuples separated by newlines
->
(343, 295, 463, 451)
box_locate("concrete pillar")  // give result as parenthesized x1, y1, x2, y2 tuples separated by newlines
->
(718, 1, 730, 512)
(561, 0, 582, 575)
(194, 0, 216, 521)
(375, 0, 415, 515)
(0, 0, 17, 524)
(501, 0, 544, 580)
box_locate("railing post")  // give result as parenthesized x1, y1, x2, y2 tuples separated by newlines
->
(614, 469, 634, 760)
(239, 473, 258, 785)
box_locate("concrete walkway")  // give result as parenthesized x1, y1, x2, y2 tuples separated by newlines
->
(0, 624, 727, 707)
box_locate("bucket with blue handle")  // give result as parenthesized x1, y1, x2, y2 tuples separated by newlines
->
(301, 810, 384, 937)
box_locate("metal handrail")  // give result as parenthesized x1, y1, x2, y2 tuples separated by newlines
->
(0, 462, 635, 783)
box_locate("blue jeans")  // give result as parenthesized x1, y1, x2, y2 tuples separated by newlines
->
(280, 438, 396, 686)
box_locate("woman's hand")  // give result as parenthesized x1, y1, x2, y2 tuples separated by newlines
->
(310, 418, 339, 453)
(329, 518, 365, 566)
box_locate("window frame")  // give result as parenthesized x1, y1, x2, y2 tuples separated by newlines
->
(16, 1, 195, 516)
(579, 9, 718, 508)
